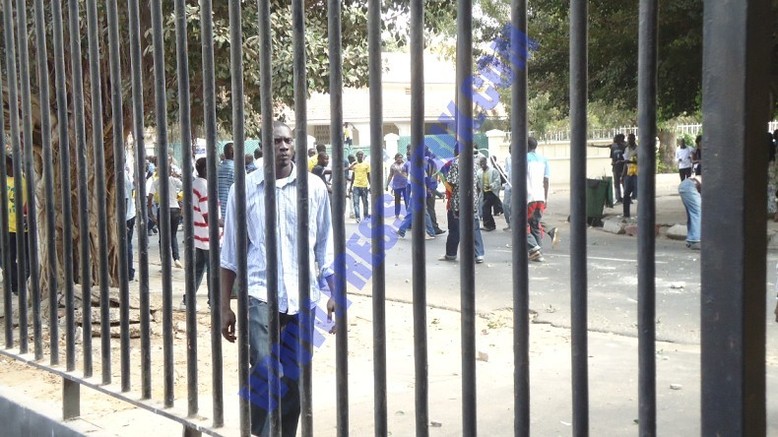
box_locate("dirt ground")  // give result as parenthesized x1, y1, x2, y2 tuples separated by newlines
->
(0, 285, 528, 436)
(4, 284, 765, 437)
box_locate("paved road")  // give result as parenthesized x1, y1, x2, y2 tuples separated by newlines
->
(144, 172, 778, 346)
(373, 174, 778, 345)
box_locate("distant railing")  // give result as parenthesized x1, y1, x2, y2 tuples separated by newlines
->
(506, 121, 778, 144)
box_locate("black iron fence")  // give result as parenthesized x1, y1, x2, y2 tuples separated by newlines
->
(0, 0, 771, 436)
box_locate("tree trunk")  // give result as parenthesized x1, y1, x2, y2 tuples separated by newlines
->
(30, 47, 133, 303)
(657, 128, 677, 172)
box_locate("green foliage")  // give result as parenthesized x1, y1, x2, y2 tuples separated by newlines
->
(470, 0, 703, 123)
(528, 91, 564, 135)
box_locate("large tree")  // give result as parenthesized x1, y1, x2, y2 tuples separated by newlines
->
(469, 0, 704, 120)
(2, 0, 454, 292)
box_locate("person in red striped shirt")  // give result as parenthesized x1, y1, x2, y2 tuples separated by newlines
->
(180, 157, 219, 311)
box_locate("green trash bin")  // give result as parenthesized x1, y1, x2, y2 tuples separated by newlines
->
(586, 177, 612, 222)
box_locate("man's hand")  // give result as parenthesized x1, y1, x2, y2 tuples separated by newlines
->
(222, 306, 236, 342)
(327, 297, 337, 334)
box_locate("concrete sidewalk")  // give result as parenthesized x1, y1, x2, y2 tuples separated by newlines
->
(547, 173, 778, 244)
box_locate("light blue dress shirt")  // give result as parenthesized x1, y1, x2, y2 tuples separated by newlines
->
(220, 165, 335, 314)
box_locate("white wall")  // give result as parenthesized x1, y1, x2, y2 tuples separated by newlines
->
(488, 139, 612, 186)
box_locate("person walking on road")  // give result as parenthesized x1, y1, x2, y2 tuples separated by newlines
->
(476, 156, 501, 232)
(385, 153, 409, 218)
(526, 137, 558, 262)
(349, 151, 370, 223)
(439, 145, 485, 263)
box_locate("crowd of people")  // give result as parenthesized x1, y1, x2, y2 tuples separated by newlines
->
(130, 131, 562, 303)
(608, 133, 703, 250)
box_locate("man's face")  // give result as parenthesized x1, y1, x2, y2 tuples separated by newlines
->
(273, 125, 294, 168)
(479, 157, 487, 169)
(356, 152, 364, 162)
(322, 155, 330, 166)
(628, 134, 636, 145)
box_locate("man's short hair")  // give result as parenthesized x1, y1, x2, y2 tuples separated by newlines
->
(195, 157, 206, 177)
(316, 144, 327, 153)
(223, 142, 234, 158)
(254, 147, 262, 159)
(528, 137, 538, 151)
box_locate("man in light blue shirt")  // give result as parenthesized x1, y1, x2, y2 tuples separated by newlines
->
(220, 121, 336, 437)
(217, 142, 235, 218)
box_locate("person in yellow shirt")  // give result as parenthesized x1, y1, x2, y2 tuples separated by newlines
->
(5, 155, 28, 295)
(307, 144, 326, 172)
(307, 148, 317, 171)
(349, 151, 370, 223)
(344, 122, 353, 147)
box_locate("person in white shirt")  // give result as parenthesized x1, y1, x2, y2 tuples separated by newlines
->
(526, 137, 558, 262)
(675, 138, 694, 181)
(125, 169, 137, 281)
(220, 121, 337, 436)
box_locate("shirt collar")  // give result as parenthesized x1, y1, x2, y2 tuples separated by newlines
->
(253, 162, 298, 187)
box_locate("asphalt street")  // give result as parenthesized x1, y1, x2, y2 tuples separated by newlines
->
(374, 175, 778, 346)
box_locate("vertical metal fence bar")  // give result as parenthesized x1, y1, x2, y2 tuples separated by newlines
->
(149, 0, 175, 408)
(229, 2, 247, 436)
(33, 0, 59, 366)
(510, 0, 530, 434)
(228, 0, 250, 433)
(51, 0, 76, 372)
(84, 0, 110, 384)
(636, 0, 657, 433)
(290, 0, 313, 434)
(106, 0, 130, 393)
(569, 0, 589, 434)
(15, 0, 43, 361)
(456, 0, 476, 435)
(126, 0, 151, 400)
(256, 0, 279, 433)
(67, 0, 92, 378)
(409, 0, 428, 435)
(173, 0, 197, 416)
(0, 9, 11, 351)
(200, 0, 224, 426)
(326, 3, 349, 436)
(367, 0, 386, 434)
(700, 0, 769, 434)
(1, 0, 25, 355)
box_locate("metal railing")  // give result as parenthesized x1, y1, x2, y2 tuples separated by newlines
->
(508, 122, 778, 144)
(0, 0, 770, 436)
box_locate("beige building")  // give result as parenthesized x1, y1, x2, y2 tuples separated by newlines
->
(299, 52, 465, 147)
